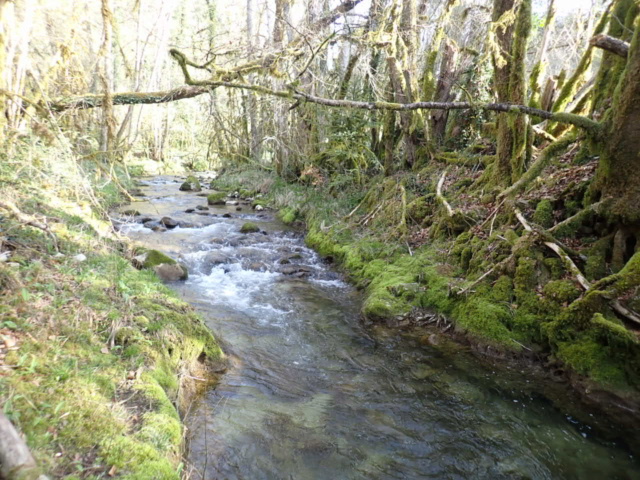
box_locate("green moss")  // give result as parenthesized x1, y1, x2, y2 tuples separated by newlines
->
(491, 276, 514, 303)
(543, 280, 581, 304)
(207, 192, 227, 205)
(143, 250, 177, 268)
(460, 247, 472, 271)
(585, 237, 610, 280)
(278, 207, 297, 225)
(406, 196, 431, 224)
(556, 335, 627, 387)
(453, 297, 520, 349)
(533, 199, 554, 228)
(179, 175, 201, 192)
(240, 222, 260, 233)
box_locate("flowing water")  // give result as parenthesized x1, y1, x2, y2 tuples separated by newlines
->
(117, 176, 639, 480)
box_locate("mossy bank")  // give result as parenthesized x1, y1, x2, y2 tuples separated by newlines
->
(212, 166, 640, 451)
(0, 158, 224, 479)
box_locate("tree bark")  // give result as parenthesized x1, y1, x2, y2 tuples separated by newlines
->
(595, 17, 640, 226)
(590, 33, 630, 57)
(492, 0, 532, 186)
(431, 39, 458, 143)
(46, 85, 213, 112)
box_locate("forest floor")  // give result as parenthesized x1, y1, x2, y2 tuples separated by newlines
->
(211, 162, 640, 453)
(0, 158, 224, 479)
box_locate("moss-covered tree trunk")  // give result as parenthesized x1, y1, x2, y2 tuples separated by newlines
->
(595, 16, 640, 229)
(491, 0, 531, 186)
(590, 0, 638, 118)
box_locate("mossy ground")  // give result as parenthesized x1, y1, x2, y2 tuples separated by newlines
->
(0, 158, 223, 479)
(211, 166, 640, 397)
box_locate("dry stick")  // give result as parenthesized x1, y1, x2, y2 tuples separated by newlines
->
(479, 198, 506, 229)
(516, 208, 590, 289)
(0, 201, 59, 252)
(0, 412, 50, 480)
(515, 208, 640, 327)
(436, 170, 455, 216)
(455, 253, 516, 297)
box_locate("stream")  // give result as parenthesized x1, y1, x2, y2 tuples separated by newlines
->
(116, 176, 639, 480)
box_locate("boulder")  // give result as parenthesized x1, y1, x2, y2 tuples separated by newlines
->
(279, 265, 312, 276)
(133, 249, 188, 282)
(196, 205, 209, 211)
(246, 261, 267, 272)
(185, 208, 195, 213)
(160, 217, 178, 229)
(179, 175, 202, 192)
(240, 222, 260, 233)
(254, 205, 264, 211)
(226, 200, 239, 206)
(122, 209, 141, 216)
(153, 263, 189, 282)
(207, 192, 227, 205)
(222, 213, 232, 218)
(151, 225, 167, 233)
(204, 251, 231, 265)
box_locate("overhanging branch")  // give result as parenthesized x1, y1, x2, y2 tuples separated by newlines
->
(46, 85, 213, 112)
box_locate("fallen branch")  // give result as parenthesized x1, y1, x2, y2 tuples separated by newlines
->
(46, 85, 213, 112)
(0, 411, 50, 480)
(436, 170, 455, 217)
(590, 34, 630, 58)
(0, 201, 59, 252)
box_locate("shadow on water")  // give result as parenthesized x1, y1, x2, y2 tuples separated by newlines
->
(117, 176, 640, 480)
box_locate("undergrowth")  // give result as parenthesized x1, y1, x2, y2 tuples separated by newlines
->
(0, 142, 223, 479)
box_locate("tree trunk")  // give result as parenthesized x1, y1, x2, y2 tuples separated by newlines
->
(491, 0, 531, 186)
(431, 39, 458, 143)
(529, 0, 556, 109)
(595, 16, 640, 227)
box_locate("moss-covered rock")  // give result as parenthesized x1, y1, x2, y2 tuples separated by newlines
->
(240, 222, 260, 233)
(179, 175, 202, 192)
(138, 250, 188, 282)
(142, 250, 176, 268)
(207, 192, 227, 205)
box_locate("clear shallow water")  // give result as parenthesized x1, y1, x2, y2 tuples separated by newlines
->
(118, 176, 640, 480)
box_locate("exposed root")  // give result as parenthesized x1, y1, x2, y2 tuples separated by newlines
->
(498, 134, 578, 199)
(549, 199, 610, 236)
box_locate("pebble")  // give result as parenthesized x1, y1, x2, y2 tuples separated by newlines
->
(73, 253, 87, 262)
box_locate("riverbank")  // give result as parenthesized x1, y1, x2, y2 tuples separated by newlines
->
(0, 160, 223, 479)
(211, 166, 640, 452)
